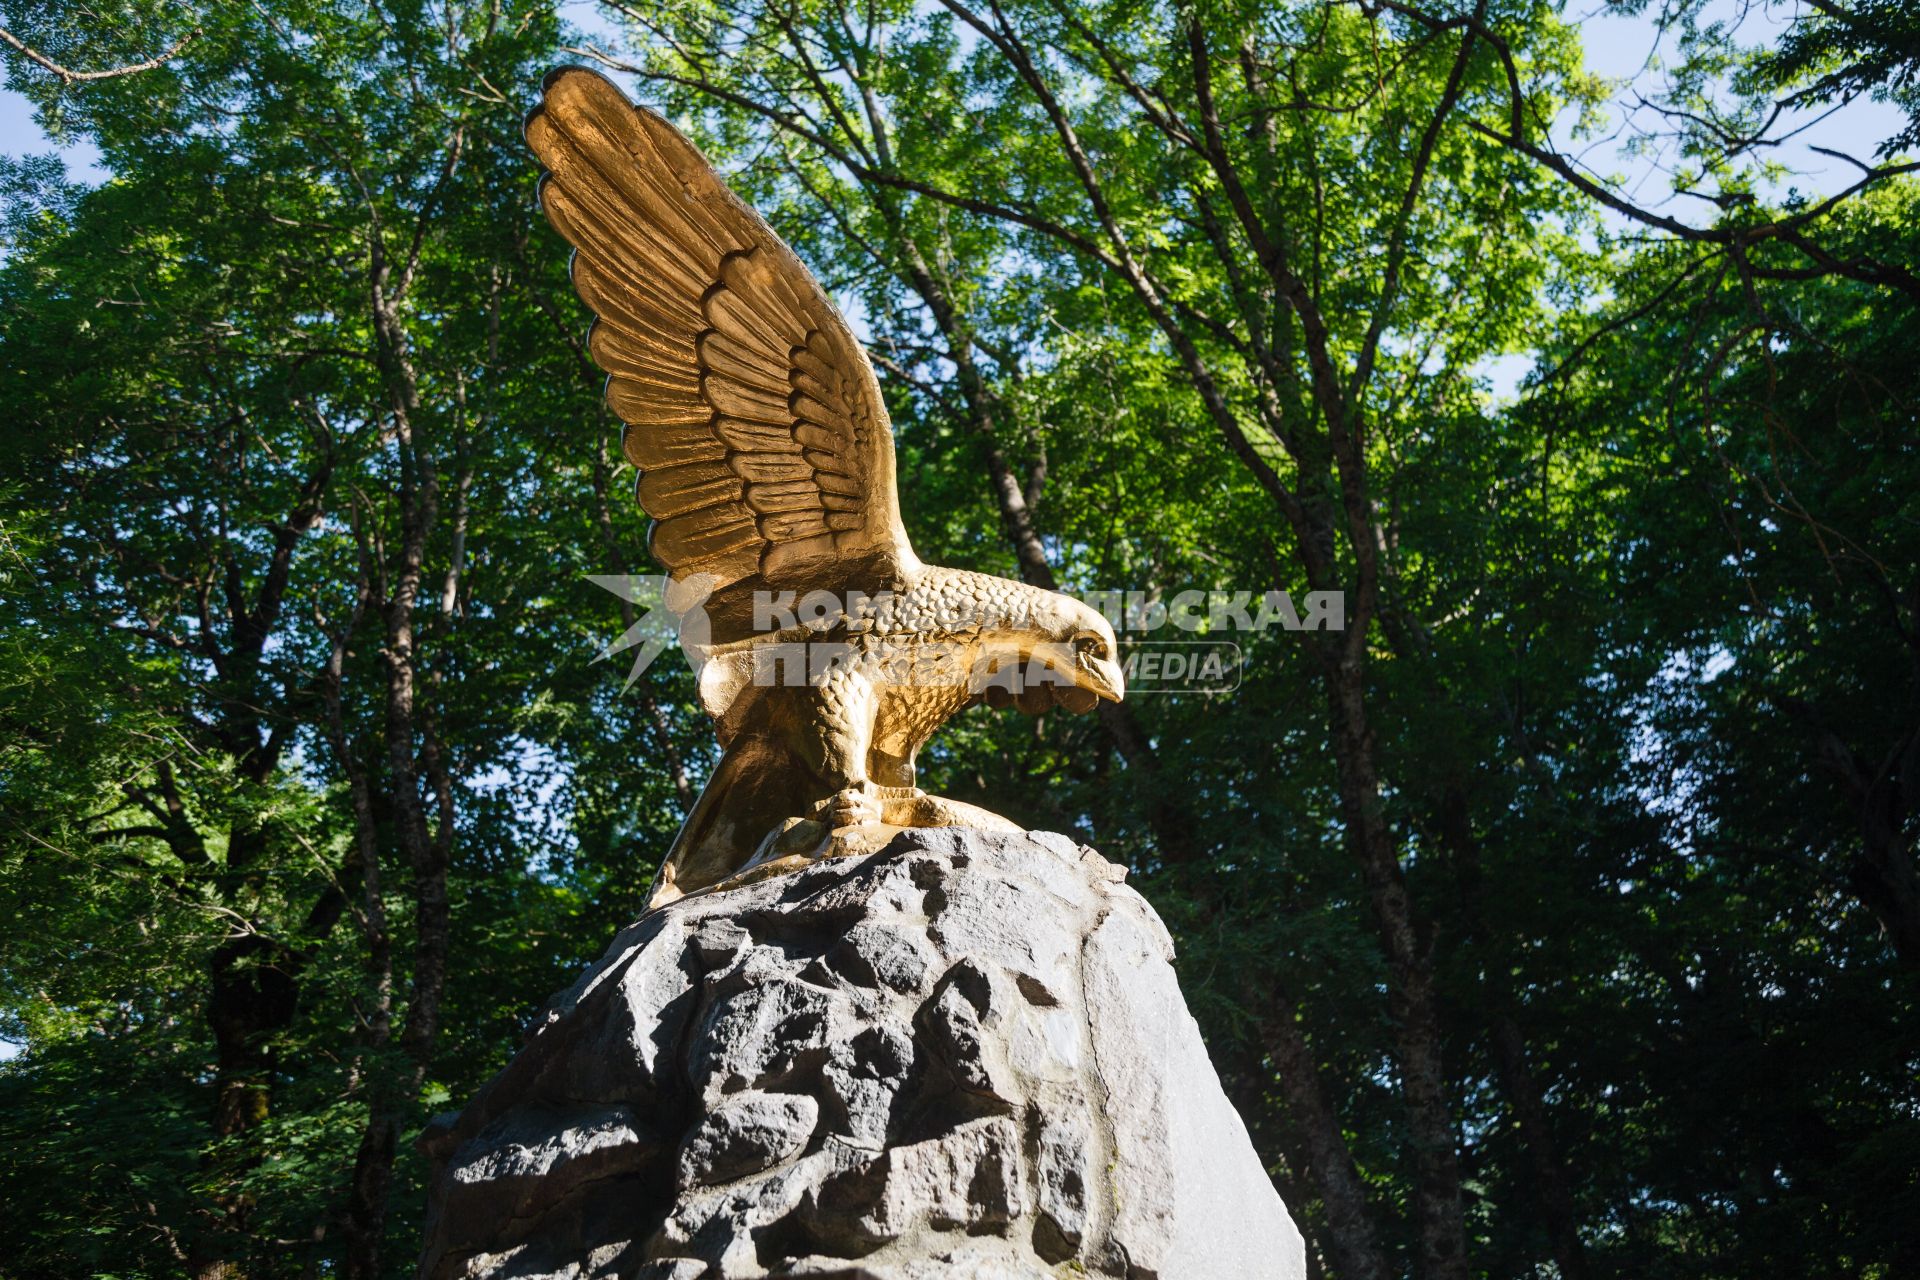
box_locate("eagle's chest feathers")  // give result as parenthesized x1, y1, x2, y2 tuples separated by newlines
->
(695, 567, 1046, 745)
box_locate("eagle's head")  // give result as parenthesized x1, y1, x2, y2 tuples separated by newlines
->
(978, 587, 1126, 715)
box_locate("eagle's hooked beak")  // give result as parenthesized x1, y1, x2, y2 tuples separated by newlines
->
(991, 619, 1127, 715)
(1073, 633, 1126, 704)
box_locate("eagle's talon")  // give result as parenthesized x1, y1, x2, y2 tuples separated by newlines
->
(820, 784, 884, 829)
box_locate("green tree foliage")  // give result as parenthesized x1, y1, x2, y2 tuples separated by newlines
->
(1, 0, 1915, 1277)
(1757, 0, 1920, 156)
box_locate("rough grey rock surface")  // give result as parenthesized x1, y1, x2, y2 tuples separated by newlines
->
(418, 829, 1303, 1280)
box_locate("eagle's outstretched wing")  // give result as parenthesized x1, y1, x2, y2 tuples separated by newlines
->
(526, 68, 920, 642)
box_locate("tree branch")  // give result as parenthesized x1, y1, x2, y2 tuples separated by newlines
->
(0, 24, 198, 86)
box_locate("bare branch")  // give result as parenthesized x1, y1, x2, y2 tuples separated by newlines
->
(561, 43, 1120, 265)
(0, 23, 199, 86)
(1348, 0, 1485, 405)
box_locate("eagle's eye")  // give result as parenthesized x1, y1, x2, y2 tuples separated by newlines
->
(1073, 633, 1106, 663)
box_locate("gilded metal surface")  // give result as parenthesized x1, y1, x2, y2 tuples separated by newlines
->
(527, 68, 1125, 907)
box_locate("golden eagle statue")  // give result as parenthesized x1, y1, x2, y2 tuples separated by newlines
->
(526, 68, 1125, 908)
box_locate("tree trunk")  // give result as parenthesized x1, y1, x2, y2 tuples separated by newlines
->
(1783, 698, 1920, 966)
(340, 233, 458, 1280)
(1437, 788, 1590, 1280)
(1260, 987, 1394, 1280)
(1323, 658, 1469, 1280)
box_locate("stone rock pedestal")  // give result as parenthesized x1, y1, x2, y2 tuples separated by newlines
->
(418, 829, 1303, 1279)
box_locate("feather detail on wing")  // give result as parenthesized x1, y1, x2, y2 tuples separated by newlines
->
(525, 67, 920, 645)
